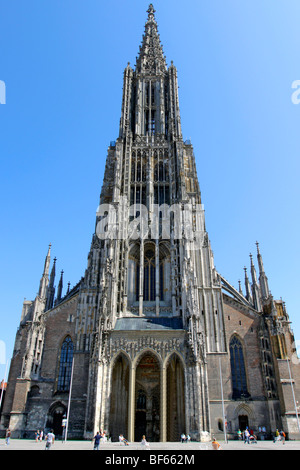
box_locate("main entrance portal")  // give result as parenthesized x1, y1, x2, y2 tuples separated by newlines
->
(135, 353, 160, 442)
(109, 350, 186, 442)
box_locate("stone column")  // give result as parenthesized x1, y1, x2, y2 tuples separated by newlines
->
(128, 365, 136, 442)
(139, 241, 144, 316)
(160, 365, 167, 442)
(155, 239, 160, 316)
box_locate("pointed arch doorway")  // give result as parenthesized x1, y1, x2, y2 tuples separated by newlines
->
(134, 352, 160, 442)
(109, 354, 130, 442)
(167, 354, 185, 442)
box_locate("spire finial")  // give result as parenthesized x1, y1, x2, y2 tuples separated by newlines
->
(147, 4, 156, 18)
(136, 4, 167, 75)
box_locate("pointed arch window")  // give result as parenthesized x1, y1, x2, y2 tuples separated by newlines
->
(57, 336, 74, 392)
(135, 247, 164, 302)
(143, 248, 156, 301)
(230, 336, 250, 399)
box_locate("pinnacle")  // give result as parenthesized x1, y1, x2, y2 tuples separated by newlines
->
(136, 4, 167, 75)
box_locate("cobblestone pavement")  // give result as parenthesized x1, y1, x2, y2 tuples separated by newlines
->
(1, 439, 300, 451)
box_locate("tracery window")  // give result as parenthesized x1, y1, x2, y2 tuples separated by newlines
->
(154, 162, 169, 182)
(144, 248, 156, 301)
(57, 336, 74, 392)
(229, 336, 250, 399)
(135, 247, 164, 302)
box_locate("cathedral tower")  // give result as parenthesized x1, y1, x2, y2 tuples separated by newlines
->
(2, 4, 300, 442)
(75, 4, 226, 441)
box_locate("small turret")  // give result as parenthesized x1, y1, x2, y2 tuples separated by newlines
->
(238, 279, 243, 296)
(56, 270, 64, 304)
(250, 253, 261, 311)
(244, 267, 253, 305)
(38, 244, 51, 299)
(45, 257, 56, 311)
(256, 242, 270, 300)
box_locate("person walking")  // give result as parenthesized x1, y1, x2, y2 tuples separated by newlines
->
(45, 430, 55, 450)
(244, 428, 250, 444)
(279, 430, 286, 445)
(273, 429, 280, 443)
(93, 431, 101, 450)
(5, 428, 11, 446)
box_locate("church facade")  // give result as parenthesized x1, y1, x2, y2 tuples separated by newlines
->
(1, 5, 300, 442)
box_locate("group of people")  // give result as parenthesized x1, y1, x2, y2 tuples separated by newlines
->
(34, 429, 56, 449)
(5, 427, 55, 449)
(92, 432, 150, 450)
(237, 427, 286, 445)
(180, 433, 191, 443)
(35, 429, 44, 442)
(4, 425, 288, 449)
(118, 434, 151, 449)
(237, 427, 257, 444)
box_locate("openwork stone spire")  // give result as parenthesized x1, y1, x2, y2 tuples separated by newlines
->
(136, 4, 167, 75)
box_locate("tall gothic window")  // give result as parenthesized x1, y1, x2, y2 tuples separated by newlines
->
(144, 248, 156, 301)
(230, 336, 250, 399)
(154, 162, 169, 182)
(135, 247, 164, 302)
(57, 336, 74, 392)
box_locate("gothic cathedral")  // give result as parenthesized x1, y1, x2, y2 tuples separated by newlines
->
(1, 5, 300, 442)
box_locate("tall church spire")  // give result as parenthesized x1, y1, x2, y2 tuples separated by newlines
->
(136, 4, 167, 75)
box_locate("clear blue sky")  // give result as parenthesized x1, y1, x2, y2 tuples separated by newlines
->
(0, 0, 300, 381)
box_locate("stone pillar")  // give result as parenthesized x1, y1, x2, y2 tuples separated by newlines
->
(160, 365, 167, 442)
(171, 239, 177, 315)
(139, 241, 144, 316)
(155, 239, 160, 316)
(128, 365, 136, 442)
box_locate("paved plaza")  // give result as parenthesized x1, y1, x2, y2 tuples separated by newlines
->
(1, 438, 300, 451)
